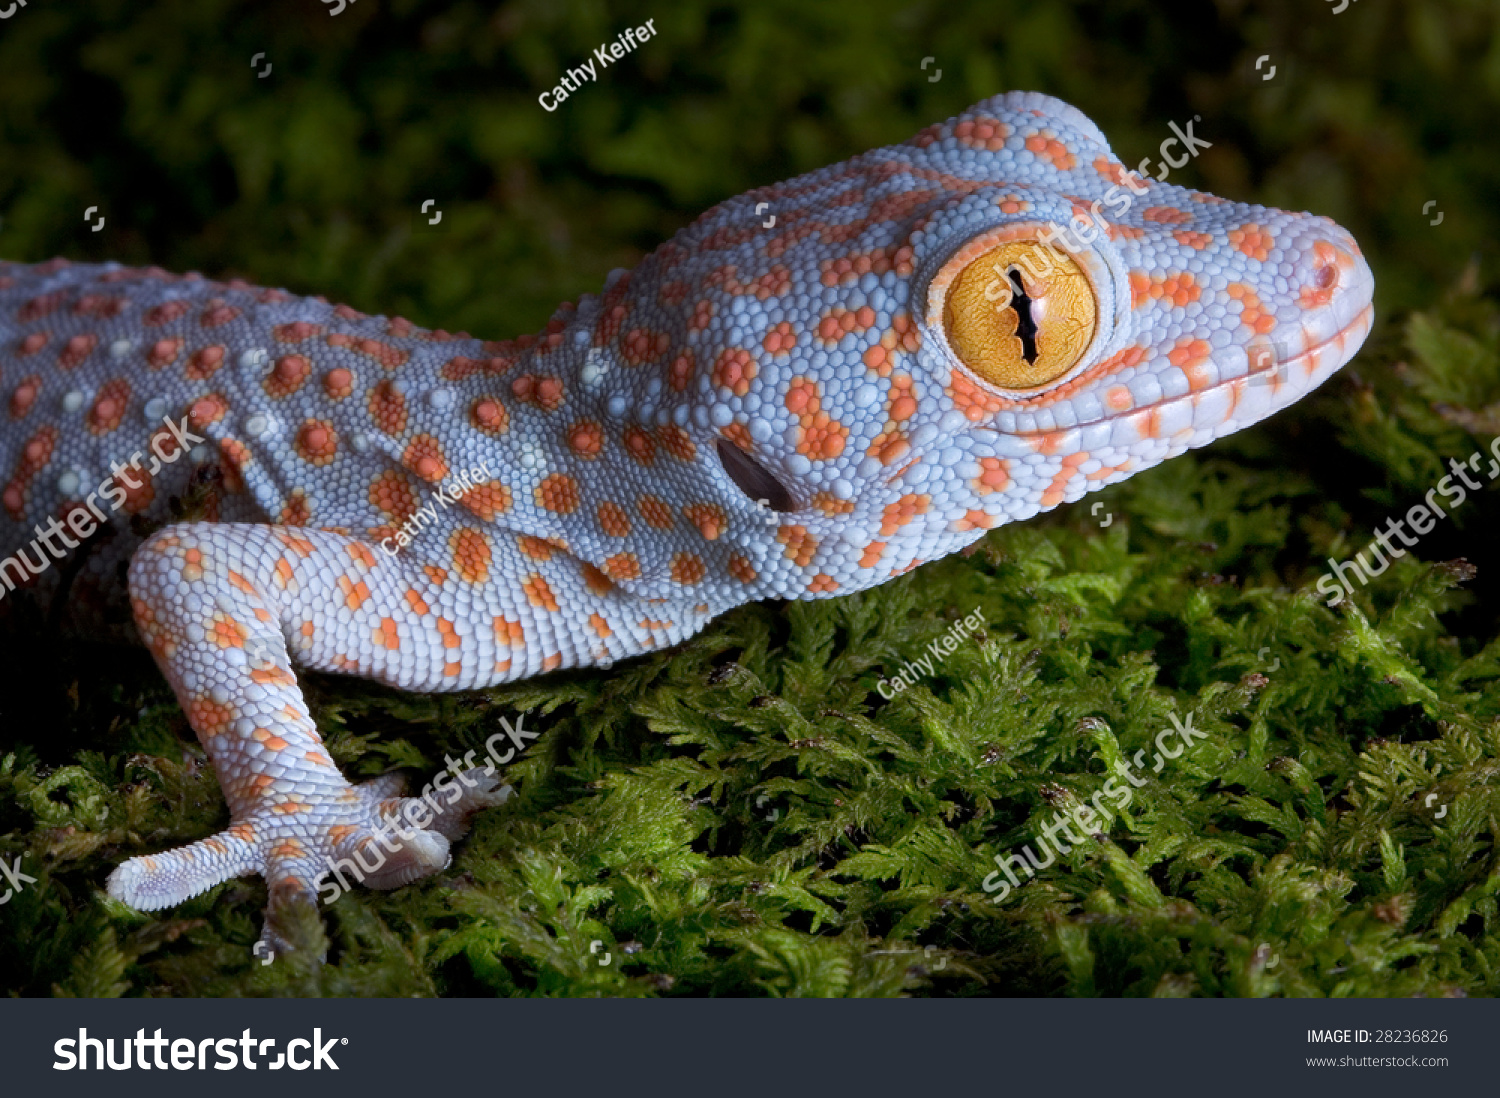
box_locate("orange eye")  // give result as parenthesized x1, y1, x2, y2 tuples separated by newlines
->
(942, 241, 1097, 389)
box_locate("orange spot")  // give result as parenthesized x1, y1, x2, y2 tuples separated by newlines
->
(403, 434, 449, 483)
(668, 351, 696, 392)
(8, 375, 40, 420)
(683, 503, 726, 540)
(622, 426, 656, 465)
(1228, 223, 1274, 262)
(1131, 270, 1202, 309)
(798, 412, 847, 460)
(323, 368, 354, 400)
(338, 575, 371, 611)
(87, 378, 130, 435)
(279, 490, 311, 526)
(368, 379, 408, 434)
(602, 552, 641, 581)
(955, 116, 1011, 151)
(974, 456, 1010, 495)
(777, 524, 818, 567)
(1226, 283, 1278, 334)
(189, 394, 228, 428)
(535, 473, 580, 514)
(458, 480, 512, 521)
(346, 546, 378, 576)
(200, 301, 240, 327)
(568, 420, 603, 457)
(275, 530, 317, 557)
(638, 495, 674, 529)
(376, 617, 402, 650)
(1022, 130, 1075, 170)
(598, 501, 632, 537)
(494, 616, 526, 650)
(1167, 338, 1211, 370)
(720, 423, 754, 452)
(274, 321, 323, 342)
(867, 431, 909, 465)
(712, 348, 757, 397)
(368, 469, 421, 526)
(522, 573, 559, 611)
(656, 424, 696, 461)
(265, 354, 311, 399)
(517, 536, 553, 561)
(451, 528, 493, 583)
(471, 396, 509, 435)
(879, 494, 929, 537)
(812, 492, 855, 516)
(621, 327, 671, 366)
(210, 614, 249, 649)
(296, 419, 339, 465)
(1041, 455, 1088, 507)
(185, 344, 226, 380)
(728, 554, 757, 583)
(762, 322, 799, 355)
(670, 553, 706, 585)
(348, 337, 408, 370)
(1143, 206, 1192, 225)
(58, 333, 98, 370)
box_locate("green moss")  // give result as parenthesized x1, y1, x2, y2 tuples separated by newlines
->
(2, 0, 1499, 996)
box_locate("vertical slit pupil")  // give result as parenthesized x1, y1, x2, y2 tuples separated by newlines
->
(1008, 268, 1039, 364)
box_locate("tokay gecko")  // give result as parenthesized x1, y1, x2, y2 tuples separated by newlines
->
(0, 91, 1374, 947)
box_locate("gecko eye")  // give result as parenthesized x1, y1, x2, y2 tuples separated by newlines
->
(716, 439, 796, 512)
(941, 241, 1097, 390)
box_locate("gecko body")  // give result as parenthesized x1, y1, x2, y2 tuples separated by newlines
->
(0, 92, 1373, 944)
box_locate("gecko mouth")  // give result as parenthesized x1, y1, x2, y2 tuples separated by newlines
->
(1008, 300, 1375, 440)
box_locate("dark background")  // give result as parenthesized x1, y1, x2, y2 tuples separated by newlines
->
(0, 0, 1499, 998)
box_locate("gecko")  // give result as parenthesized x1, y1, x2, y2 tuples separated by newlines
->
(0, 91, 1374, 950)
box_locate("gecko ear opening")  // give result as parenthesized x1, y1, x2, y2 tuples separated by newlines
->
(716, 439, 796, 512)
(940, 240, 1098, 390)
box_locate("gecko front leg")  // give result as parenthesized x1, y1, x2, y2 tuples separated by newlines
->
(108, 522, 509, 946)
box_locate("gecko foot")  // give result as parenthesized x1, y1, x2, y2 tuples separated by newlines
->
(108, 765, 511, 955)
(356, 764, 512, 840)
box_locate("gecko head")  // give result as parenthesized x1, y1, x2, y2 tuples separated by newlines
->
(569, 92, 1373, 607)
(892, 93, 1376, 541)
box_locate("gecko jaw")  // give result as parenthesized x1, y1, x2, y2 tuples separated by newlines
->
(987, 295, 1375, 454)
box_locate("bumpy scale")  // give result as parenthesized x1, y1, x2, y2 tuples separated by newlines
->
(0, 92, 1374, 943)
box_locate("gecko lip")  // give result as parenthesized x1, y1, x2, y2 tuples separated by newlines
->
(1008, 300, 1375, 440)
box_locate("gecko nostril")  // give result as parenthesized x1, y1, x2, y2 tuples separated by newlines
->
(716, 439, 796, 512)
(1314, 264, 1338, 290)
